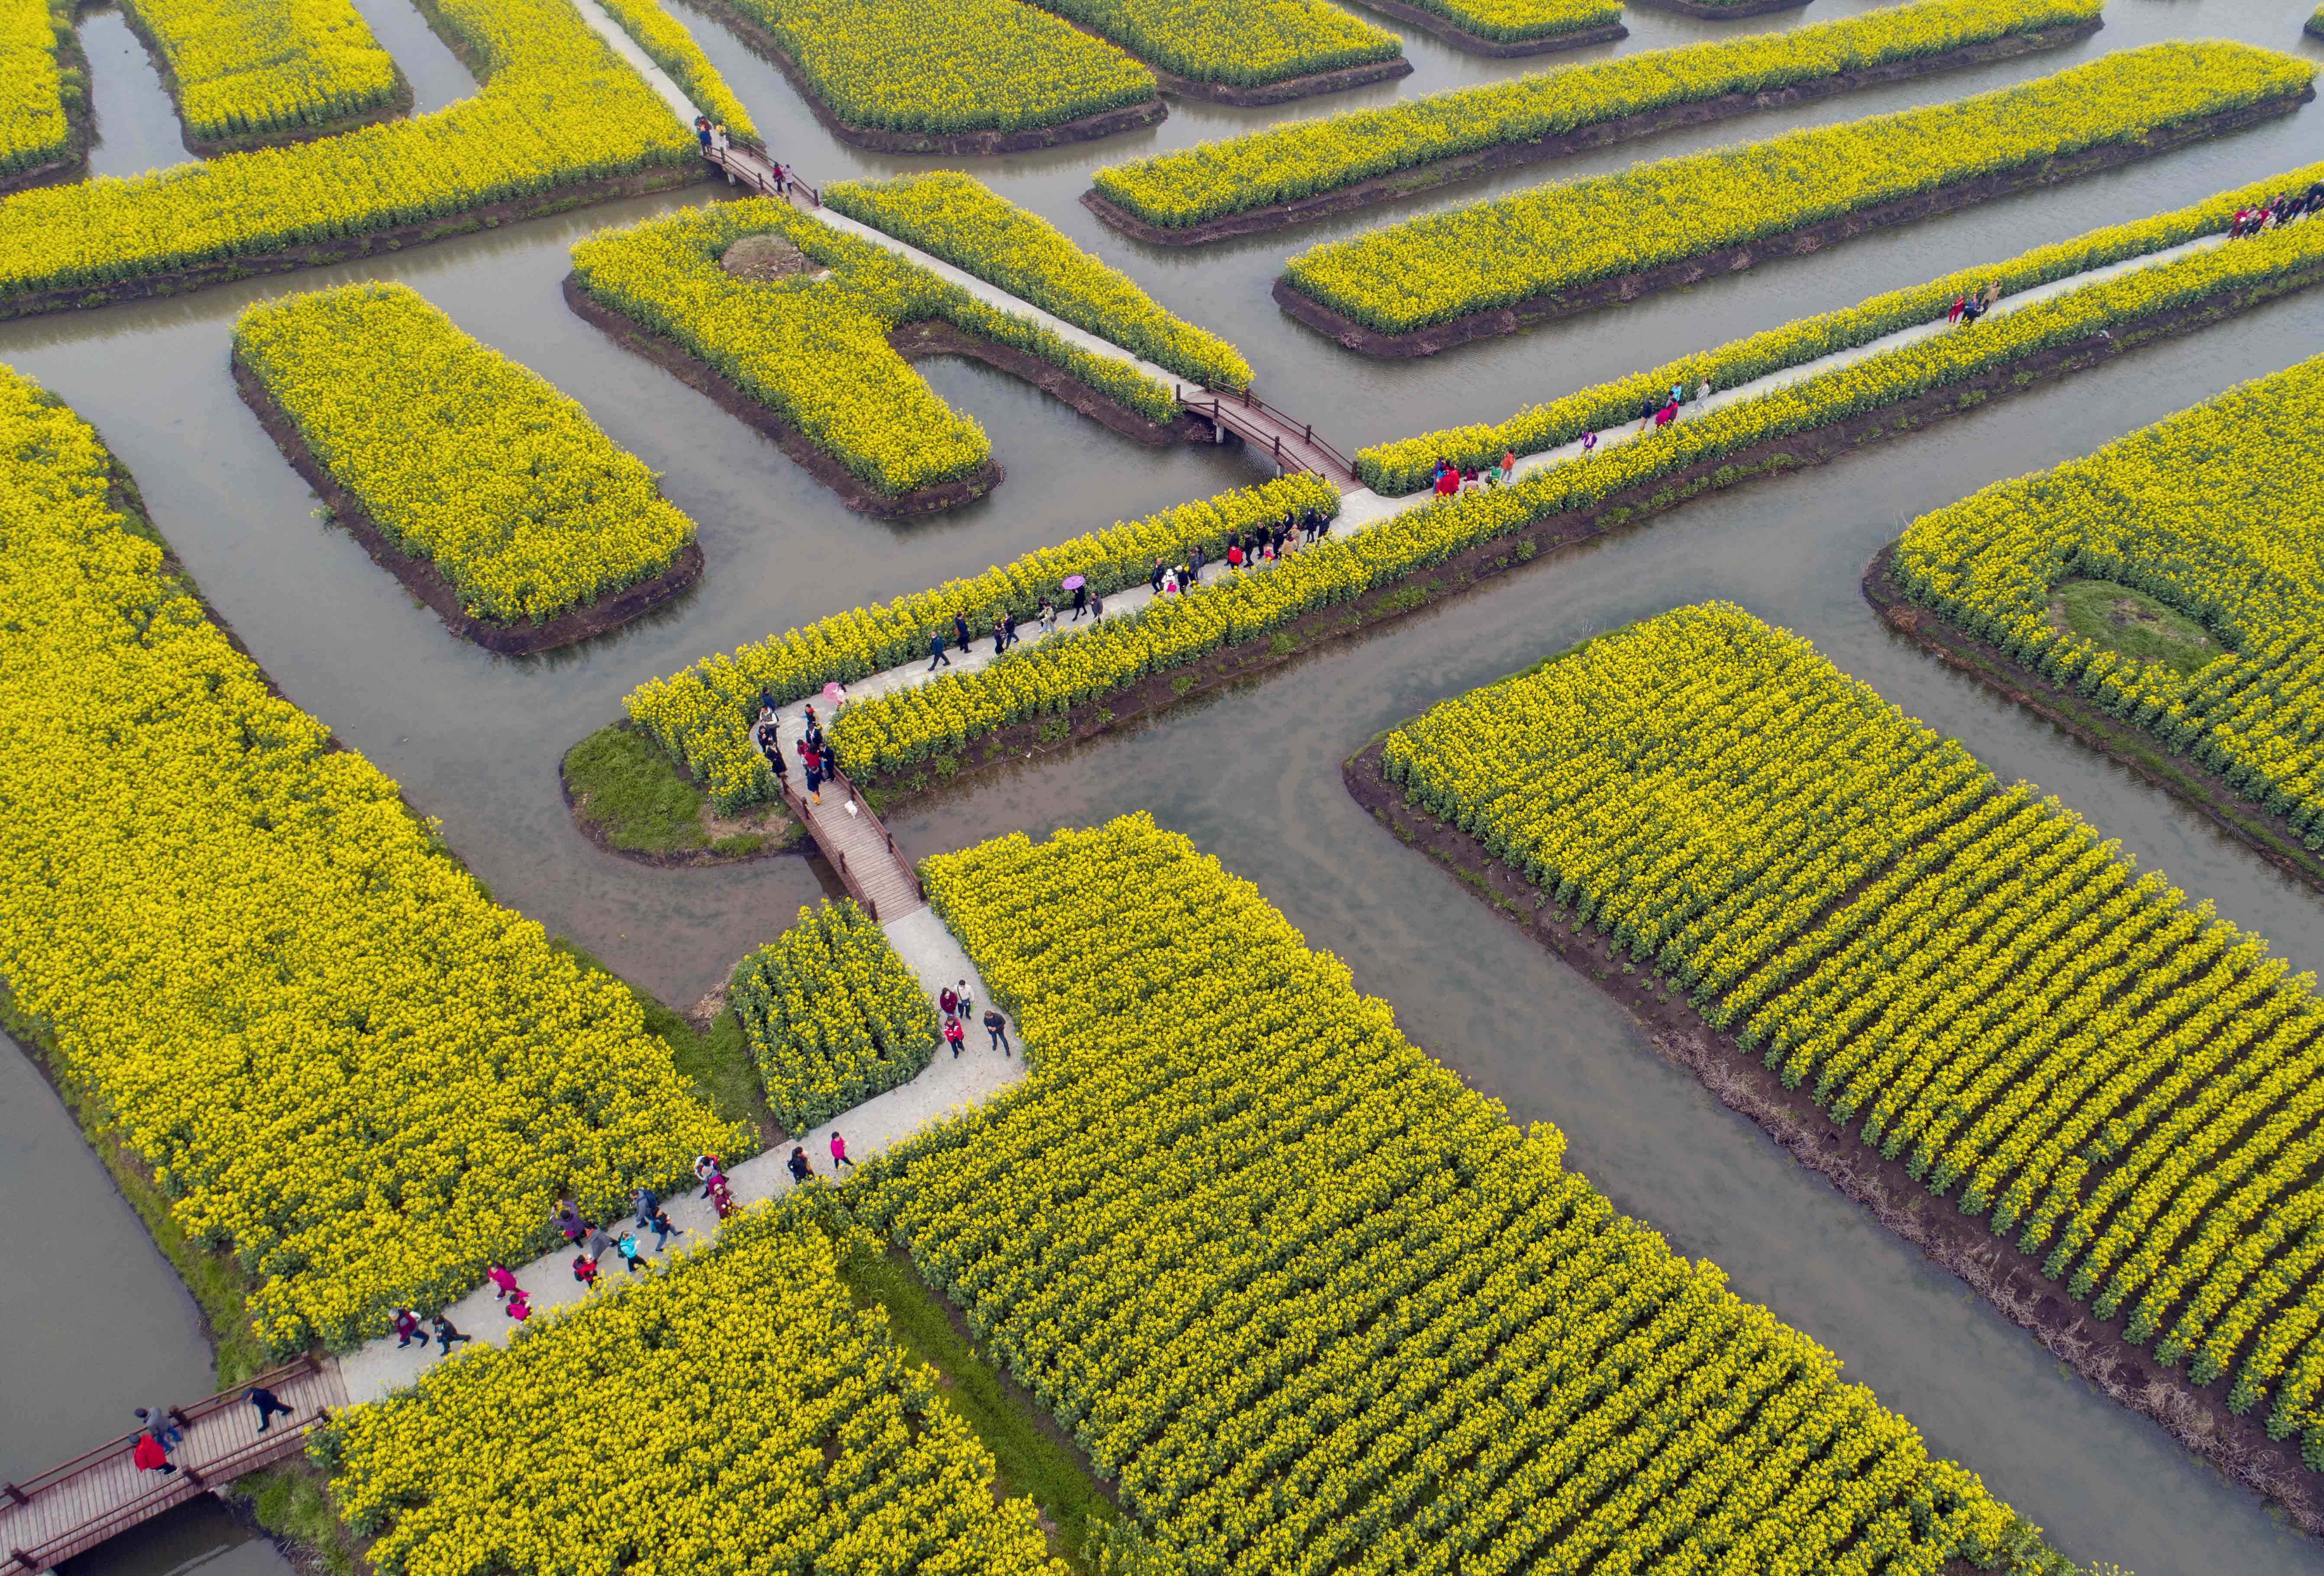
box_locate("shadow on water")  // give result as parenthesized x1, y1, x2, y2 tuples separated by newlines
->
(6, 0, 2324, 1571)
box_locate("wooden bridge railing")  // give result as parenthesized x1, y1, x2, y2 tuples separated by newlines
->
(1178, 384, 1357, 482)
(708, 148, 819, 208)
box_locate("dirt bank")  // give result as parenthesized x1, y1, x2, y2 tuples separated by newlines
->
(1341, 739, 2324, 1538)
(847, 264, 2324, 815)
(1081, 18, 2099, 248)
(1273, 90, 2311, 357)
(678, 0, 1168, 154)
(1863, 543, 2324, 895)
(234, 358, 707, 656)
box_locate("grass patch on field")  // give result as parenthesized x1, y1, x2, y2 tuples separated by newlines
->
(2051, 578, 2222, 678)
(836, 1242, 1118, 1573)
(566, 722, 712, 853)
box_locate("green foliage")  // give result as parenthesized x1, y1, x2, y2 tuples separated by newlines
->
(565, 723, 711, 853)
(2051, 578, 2222, 679)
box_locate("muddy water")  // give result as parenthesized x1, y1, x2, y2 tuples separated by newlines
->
(5, 0, 2324, 1571)
(79, 6, 196, 180)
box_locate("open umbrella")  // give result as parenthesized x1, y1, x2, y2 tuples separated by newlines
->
(822, 682, 844, 704)
(1061, 574, 1086, 591)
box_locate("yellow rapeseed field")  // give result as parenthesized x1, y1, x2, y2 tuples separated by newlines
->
(324, 1206, 1065, 1576)
(0, 362, 741, 1353)
(729, 900, 939, 1133)
(235, 281, 697, 627)
(1282, 41, 2315, 334)
(0, 0, 697, 311)
(0, 0, 74, 178)
(848, 814, 2059, 1571)
(594, 0, 758, 142)
(120, 0, 401, 145)
(1036, 0, 1400, 88)
(1383, 603, 2324, 1470)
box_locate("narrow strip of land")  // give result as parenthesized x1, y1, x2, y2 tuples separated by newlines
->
(334, 906, 1021, 1405)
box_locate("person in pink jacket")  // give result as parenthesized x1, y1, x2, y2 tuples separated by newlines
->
(831, 1131, 854, 1171)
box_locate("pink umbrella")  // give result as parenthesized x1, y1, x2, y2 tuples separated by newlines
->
(822, 682, 844, 704)
(1061, 575, 1086, 590)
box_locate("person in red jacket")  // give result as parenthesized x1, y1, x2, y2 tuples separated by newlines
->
(133, 1432, 176, 1476)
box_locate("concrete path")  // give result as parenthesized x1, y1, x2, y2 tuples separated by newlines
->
(335, 905, 1022, 1406)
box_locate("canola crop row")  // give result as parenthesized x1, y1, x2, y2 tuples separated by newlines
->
(234, 282, 697, 627)
(0, 0, 697, 312)
(623, 474, 1336, 809)
(0, 0, 74, 179)
(120, 0, 401, 145)
(1393, 0, 1617, 45)
(729, 900, 939, 1134)
(1358, 160, 2324, 492)
(849, 813, 2057, 1573)
(1032, 0, 1400, 89)
(1893, 353, 2324, 856)
(825, 171, 1252, 391)
(570, 200, 1178, 500)
(323, 1205, 1065, 1576)
(594, 0, 759, 142)
(815, 202, 2324, 781)
(1380, 603, 2324, 1470)
(0, 363, 741, 1353)
(721, 0, 1155, 136)
(1094, 0, 2098, 231)
(1281, 41, 2315, 335)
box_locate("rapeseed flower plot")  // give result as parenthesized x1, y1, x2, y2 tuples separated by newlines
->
(826, 171, 1252, 390)
(621, 474, 1333, 808)
(1034, 0, 1399, 89)
(324, 1206, 1066, 1576)
(1896, 351, 2324, 853)
(1096, 0, 2098, 229)
(0, 0, 696, 312)
(730, 900, 939, 1132)
(1357, 159, 2324, 492)
(1282, 41, 2315, 334)
(0, 0, 74, 179)
(1383, 604, 2324, 1473)
(236, 282, 697, 626)
(594, 0, 758, 142)
(0, 364, 742, 1353)
(571, 199, 1180, 504)
(724, 0, 1154, 135)
(837, 814, 2054, 1570)
(1391, 0, 1614, 45)
(122, 0, 401, 145)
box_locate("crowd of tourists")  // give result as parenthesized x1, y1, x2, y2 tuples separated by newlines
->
(2228, 183, 2323, 238)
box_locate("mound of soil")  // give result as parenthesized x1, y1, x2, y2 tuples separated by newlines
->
(723, 232, 821, 282)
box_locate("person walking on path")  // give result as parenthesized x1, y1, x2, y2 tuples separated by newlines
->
(648, 1207, 676, 1251)
(133, 1431, 177, 1477)
(430, 1314, 472, 1356)
(955, 979, 973, 1019)
(694, 116, 711, 154)
(944, 1015, 966, 1057)
(984, 1008, 1012, 1056)
(830, 1131, 854, 1170)
(505, 1288, 532, 1324)
(1581, 431, 1597, 459)
(695, 1153, 724, 1198)
(1226, 541, 1244, 572)
(488, 1263, 519, 1301)
(1187, 545, 1205, 585)
(134, 1405, 182, 1449)
(757, 717, 787, 785)
(1696, 379, 1711, 410)
(802, 742, 823, 807)
(1150, 559, 1167, 594)
(585, 1224, 614, 1263)
(1500, 449, 1516, 486)
(992, 614, 1008, 657)
(1038, 600, 1057, 638)
(709, 1174, 737, 1221)
(248, 1384, 296, 1432)
(631, 1187, 657, 1228)
(617, 1231, 649, 1275)
(953, 611, 971, 653)
(787, 1147, 814, 1186)
(1089, 591, 1105, 622)
(928, 630, 951, 671)
(818, 741, 838, 788)
(940, 983, 958, 1016)
(1070, 582, 1089, 620)
(1003, 610, 1020, 650)
(393, 1307, 426, 1348)
(572, 1253, 600, 1291)
(1946, 292, 1967, 325)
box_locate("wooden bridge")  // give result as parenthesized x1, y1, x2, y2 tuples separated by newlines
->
(706, 144, 821, 210)
(776, 765, 926, 923)
(1, 1356, 347, 1573)
(1180, 385, 1358, 489)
